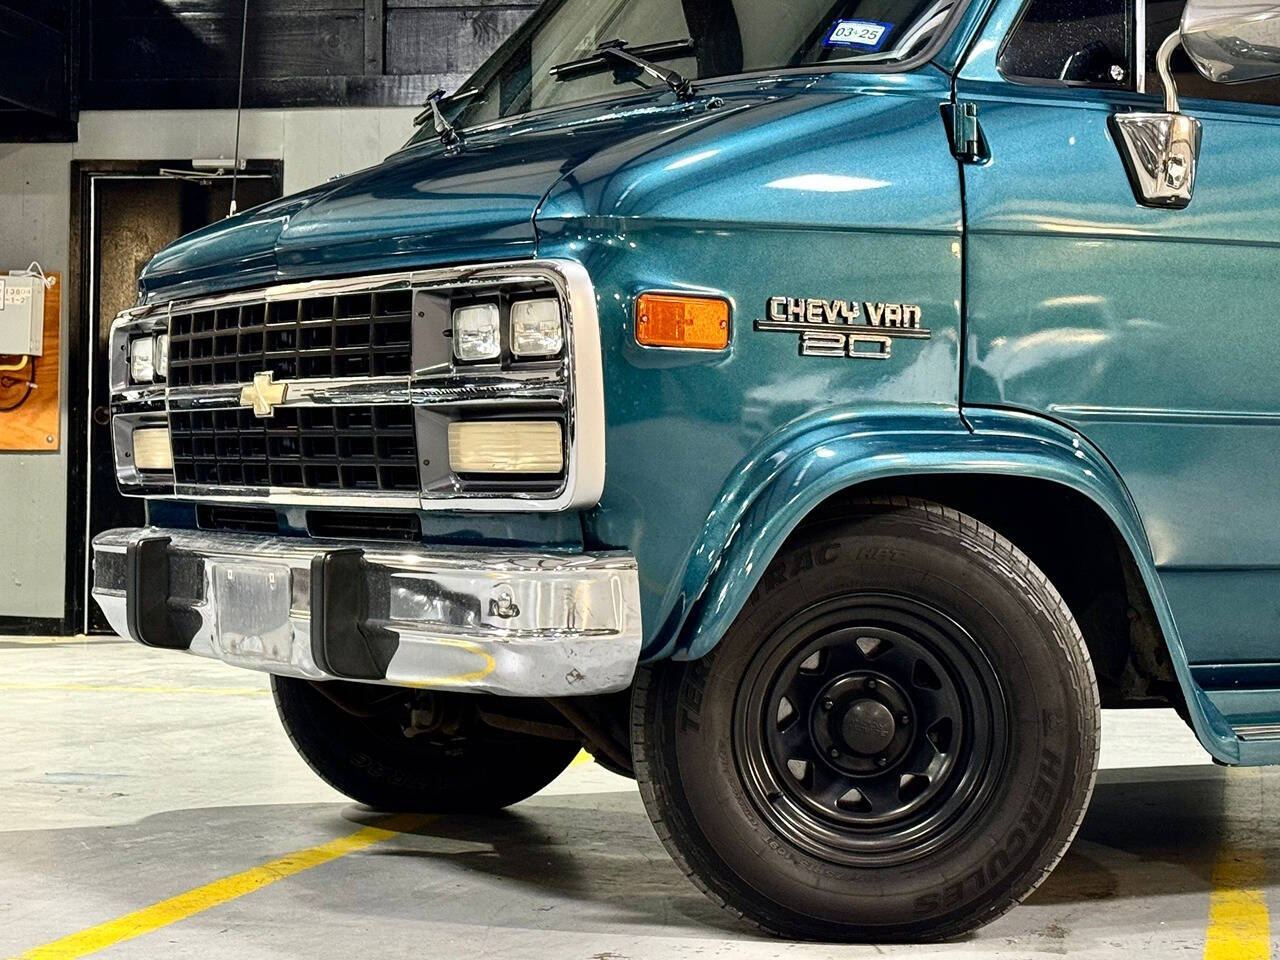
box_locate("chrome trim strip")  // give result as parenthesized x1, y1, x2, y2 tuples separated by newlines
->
(166, 376, 412, 411)
(157, 370, 569, 411)
(169, 484, 420, 508)
(108, 258, 606, 512)
(92, 526, 642, 697)
(1135, 0, 1148, 93)
(413, 372, 567, 407)
(1234, 723, 1280, 741)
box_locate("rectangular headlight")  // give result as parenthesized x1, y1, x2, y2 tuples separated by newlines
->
(510, 298, 564, 357)
(448, 421, 563, 474)
(132, 427, 173, 471)
(452, 303, 501, 361)
(129, 336, 156, 383)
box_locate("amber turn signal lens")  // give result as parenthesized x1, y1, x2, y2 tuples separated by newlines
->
(636, 293, 730, 350)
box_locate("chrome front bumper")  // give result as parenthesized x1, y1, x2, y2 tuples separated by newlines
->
(91, 528, 642, 697)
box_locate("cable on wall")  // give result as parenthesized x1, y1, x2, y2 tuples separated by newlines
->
(229, 0, 250, 217)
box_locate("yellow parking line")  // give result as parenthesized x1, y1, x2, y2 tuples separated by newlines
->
(570, 749, 594, 767)
(10, 814, 430, 960)
(1204, 768, 1270, 960)
(1206, 850, 1269, 960)
(0, 682, 267, 697)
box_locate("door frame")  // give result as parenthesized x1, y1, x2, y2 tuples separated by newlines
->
(59, 158, 284, 636)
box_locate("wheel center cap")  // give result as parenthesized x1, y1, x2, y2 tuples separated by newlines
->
(841, 699, 897, 755)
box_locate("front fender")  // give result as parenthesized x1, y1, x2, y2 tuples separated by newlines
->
(666, 404, 1239, 764)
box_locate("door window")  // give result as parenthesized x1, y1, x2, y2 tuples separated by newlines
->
(1145, 0, 1280, 105)
(998, 0, 1134, 88)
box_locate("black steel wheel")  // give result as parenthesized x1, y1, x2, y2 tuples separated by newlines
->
(738, 594, 1007, 867)
(634, 497, 1099, 942)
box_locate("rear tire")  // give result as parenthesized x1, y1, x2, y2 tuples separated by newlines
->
(273, 676, 580, 812)
(633, 497, 1099, 941)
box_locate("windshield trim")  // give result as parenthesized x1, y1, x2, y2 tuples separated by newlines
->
(399, 0, 976, 152)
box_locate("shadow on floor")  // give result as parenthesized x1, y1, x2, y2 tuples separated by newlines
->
(2, 764, 1245, 944)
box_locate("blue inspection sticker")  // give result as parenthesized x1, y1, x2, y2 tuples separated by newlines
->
(823, 19, 894, 51)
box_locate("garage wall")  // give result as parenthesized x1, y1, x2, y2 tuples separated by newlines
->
(0, 104, 418, 621)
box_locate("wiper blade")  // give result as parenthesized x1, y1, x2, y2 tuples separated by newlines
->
(550, 38, 697, 101)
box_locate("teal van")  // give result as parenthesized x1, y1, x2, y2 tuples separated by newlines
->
(94, 0, 1280, 940)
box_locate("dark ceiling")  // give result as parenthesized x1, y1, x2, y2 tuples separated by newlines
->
(1, 0, 537, 143)
(0, 2, 77, 141)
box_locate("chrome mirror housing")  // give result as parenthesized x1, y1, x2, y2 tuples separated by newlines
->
(1111, 33, 1203, 209)
(1181, 0, 1280, 83)
(1112, 2, 1280, 209)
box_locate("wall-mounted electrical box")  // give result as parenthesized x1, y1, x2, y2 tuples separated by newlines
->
(0, 275, 46, 357)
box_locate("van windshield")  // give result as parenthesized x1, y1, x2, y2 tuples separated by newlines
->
(408, 0, 960, 143)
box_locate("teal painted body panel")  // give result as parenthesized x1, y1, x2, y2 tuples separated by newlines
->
(127, 0, 1280, 766)
(535, 69, 965, 661)
(957, 0, 1280, 671)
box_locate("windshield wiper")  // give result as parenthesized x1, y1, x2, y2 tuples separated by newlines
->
(413, 87, 481, 147)
(550, 38, 697, 101)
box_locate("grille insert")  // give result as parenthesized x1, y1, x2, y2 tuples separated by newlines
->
(167, 290, 413, 387)
(196, 505, 280, 533)
(170, 405, 420, 492)
(307, 510, 421, 542)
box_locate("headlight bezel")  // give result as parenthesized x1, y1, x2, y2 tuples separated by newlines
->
(108, 312, 169, 394)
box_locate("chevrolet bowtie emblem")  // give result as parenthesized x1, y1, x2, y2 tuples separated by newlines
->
(240, 371, 289, 418)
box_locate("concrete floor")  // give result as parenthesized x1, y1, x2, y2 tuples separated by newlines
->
(0, 637, 1272, 959)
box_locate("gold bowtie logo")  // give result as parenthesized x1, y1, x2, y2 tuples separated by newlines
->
(240, 370, 289, 418)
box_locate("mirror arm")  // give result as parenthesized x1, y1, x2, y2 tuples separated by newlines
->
(1156, 31, 1184, 113)
(1110, 29, 1201, 209)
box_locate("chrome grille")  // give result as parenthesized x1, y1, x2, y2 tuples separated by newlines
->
(108, 261, 605, 512)
(166, 290, 413, 387)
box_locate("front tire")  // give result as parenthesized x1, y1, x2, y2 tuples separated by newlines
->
(634, 498, 1099, 941)
(273, 676, 580, 812)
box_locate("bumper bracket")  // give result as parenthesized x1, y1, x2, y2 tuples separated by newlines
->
(310, 549, 400, 681)
(125, 536, 200, 651)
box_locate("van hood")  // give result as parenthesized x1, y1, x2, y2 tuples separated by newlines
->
(137, 74, 885, 302)
(140, 124, 576, 301)
(138, 89, 753, 301)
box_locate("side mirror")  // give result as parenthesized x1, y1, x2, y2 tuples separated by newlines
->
(1113, 1, 1280, 209)
(1181, 0, 1280, 83)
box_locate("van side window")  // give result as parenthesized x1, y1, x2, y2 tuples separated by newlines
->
(999, 0, 1133, 88)
(1146, 0, 1280, 106)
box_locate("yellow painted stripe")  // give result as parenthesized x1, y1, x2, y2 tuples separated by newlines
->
(1206, 849, 1269, 960)
(0, 637, 108, 646)
(0, 682, 267, 697)
(11, 815, 428, 960)
(1205, 769, 1270, 960)
(570, 749, 593, 767)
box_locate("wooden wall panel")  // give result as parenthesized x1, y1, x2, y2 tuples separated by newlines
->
(385, 2, 532, 76)
(0, 273, 61, 452)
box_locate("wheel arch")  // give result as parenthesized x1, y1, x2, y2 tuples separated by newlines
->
(661, 406, 1239, 764)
